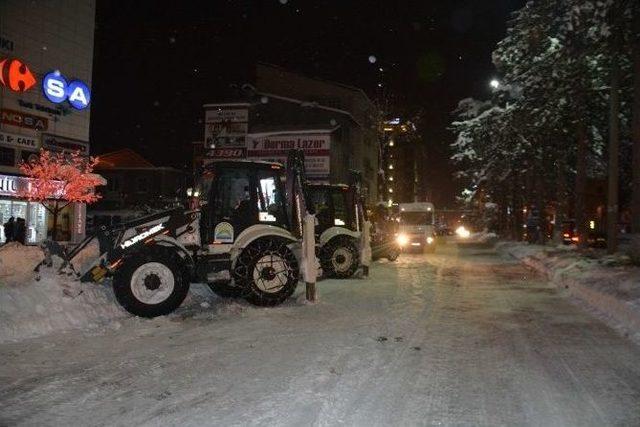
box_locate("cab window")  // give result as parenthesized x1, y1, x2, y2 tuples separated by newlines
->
(256, 170, 286, 225)
(206, 167, 256, 241)
(310, 188, 333, 232)
(331, 191, 349, 227)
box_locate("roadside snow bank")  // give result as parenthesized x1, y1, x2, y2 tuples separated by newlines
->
(0, 243, 225, 343)
(0, 243, 128, 343)
(0, 242, 44, 286)
(0, 270, 128, 344)
(456, 231, 498, 248)
(499, 242, 640, 345)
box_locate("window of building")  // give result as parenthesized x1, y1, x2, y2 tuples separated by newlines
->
(0, 147, 15, 166)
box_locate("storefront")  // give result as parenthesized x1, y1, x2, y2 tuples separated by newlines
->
(0, 173, 84, 244)
(0, 174, 46, 243)
(0, 1, 96, 243)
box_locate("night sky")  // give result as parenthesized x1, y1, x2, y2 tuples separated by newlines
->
(90, 0, 526, 207)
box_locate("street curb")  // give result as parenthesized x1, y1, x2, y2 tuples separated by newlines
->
(503, 247, 640, 345)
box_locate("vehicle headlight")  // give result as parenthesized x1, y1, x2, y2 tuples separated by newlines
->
(426, 236, 434, 245)
(456, 226, 471, 239)
(396, 233, 409, 246)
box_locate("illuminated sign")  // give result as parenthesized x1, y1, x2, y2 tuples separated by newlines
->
(0, 130, 38, 149)
(0, 109, 48, 130)
(42, 71, 91, 110)
(0, 57, 36, 92)
(42, 71, 67, 103)
(0, 174, 31, 197)
(42, 133, 89, 155)
(67, 80, 91, 109)
(0, 175, 18, 196)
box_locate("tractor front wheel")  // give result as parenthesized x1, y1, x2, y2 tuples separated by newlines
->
(113, 251, 189, 318)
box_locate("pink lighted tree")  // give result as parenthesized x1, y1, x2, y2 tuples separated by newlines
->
(18, 150, 103, 241)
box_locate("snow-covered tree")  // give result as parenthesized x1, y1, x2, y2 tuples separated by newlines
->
(451, 0, 638, 243)
(18, 150, 102, 241)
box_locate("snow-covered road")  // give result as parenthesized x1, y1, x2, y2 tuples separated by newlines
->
(2, 244, 640, 426)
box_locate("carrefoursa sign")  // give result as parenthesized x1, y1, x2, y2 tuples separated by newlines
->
(0, 56, 91, 110)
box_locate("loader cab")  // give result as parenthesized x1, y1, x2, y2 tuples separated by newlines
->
(308, 184, 360, 235)
(196, 160, 289, 245)
(308, 182, 364, 279)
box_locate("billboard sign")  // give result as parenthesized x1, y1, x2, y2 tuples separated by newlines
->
(0, 108, 48, 130)
(42, 133, 89, 155)
(204, 107, 249, 152)
(0, 130, 38, 150)
(246, 132, 331, 178)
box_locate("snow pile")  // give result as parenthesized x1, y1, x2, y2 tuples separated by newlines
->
(472, 231, 498, 244)
(456, 231, 498, 248)
(500, 242, 640, 344)
(0, 242, 44, 286)
(0, 244, 128, 343)
(0, 270, 128, 344)
(0, 243, 234, 343)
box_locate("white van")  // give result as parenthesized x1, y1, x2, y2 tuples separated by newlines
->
(397, 202, 436, 253)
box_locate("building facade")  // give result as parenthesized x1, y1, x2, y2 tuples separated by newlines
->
(379, 118, 422, 205)
(89, 149, 187, 231)
(202, 64, 380, 203)
(0, 0, 95, 243)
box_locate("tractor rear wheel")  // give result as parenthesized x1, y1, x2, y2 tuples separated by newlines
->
(321, 237, 359, 279)
(233, 238, 299, 306)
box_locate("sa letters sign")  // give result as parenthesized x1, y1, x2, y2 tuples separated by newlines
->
(42, 71, 91, 110)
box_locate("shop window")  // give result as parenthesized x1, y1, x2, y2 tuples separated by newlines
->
(0, 200, 47, 244)
(0, 147, 15, 166)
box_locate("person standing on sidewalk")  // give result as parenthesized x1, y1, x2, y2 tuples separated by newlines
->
(3, 216, 15, 243)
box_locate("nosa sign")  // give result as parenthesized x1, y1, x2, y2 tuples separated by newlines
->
(42, 71, 91, 110)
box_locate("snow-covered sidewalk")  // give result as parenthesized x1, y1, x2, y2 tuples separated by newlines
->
(498, 241, 640, 345)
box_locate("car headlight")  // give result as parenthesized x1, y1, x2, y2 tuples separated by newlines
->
(426, 236, 434, 245)
(455, 226, 471, 239)
(396, 233, 409, 246)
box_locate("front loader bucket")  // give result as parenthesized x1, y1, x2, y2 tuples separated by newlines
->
(65, 235, 104, 280)
(37, 234, 105, 281)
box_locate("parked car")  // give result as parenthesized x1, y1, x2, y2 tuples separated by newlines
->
(562, 220, 607, 248)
